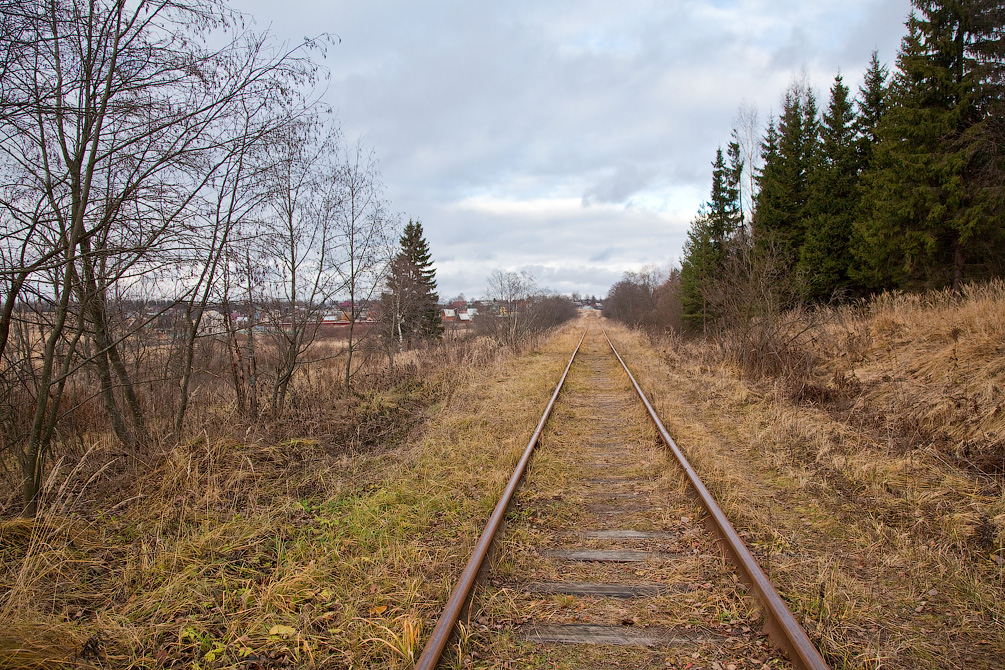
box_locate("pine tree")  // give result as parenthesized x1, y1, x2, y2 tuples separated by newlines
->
(856, 51, 890, 162)
(381, 219, 441, 349)
(752, 117, 782, 237)
(708, 146, 743, 240)
(680, 207, 716, 332)
(800, 73, 861, 300)
(851, 51, 890, 288)
(965, 0, 1005, 275)
(854, 19, 942, 289)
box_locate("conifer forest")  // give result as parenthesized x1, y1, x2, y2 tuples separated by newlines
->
(606, 0, 1004, 332)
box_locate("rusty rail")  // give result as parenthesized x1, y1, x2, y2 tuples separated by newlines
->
(413, 329, 588, 670)
(603, 330, 829, 670)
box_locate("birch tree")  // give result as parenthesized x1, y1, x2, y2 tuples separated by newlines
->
(331, 139, 395, 394)
(255, 117, 346, 418)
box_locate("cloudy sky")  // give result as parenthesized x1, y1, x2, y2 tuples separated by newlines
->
(233, 0, 912, 300)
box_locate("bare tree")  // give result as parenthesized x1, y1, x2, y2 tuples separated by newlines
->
(702, 240, 813, 379)
(732, 101, 762, 222)
(170, 106, 282, 442)
(377, 257, 407, 372)
(218, 242, 265, 419)
(0, 0, 323, 515)
(480, 269, 539, 351)
(331, 138, 396, 394)
(255, 117, 347, 418)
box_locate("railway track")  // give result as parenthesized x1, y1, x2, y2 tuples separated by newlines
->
(416, 329, 828, 669)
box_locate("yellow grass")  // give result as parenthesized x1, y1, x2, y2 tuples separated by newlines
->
(0, 325, 579, 669)
(630, 281, 1005, 668)
(1, 283, 1002, 668)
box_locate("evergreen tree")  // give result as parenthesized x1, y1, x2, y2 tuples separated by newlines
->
(381, 219, 441, 349)
(708, 146, 743, 239)
(680, 207, 716, 332)
(800, 73, 861, 300)
(753, 81, 819, 266)
(856, 51, 890, 162)
(680, 147, 744, 330)
(752, 117, 782, 237)
(851, 51, 890, 288)
(855, 3, 1005, 290)
(854, 20, 939, 289)
(966, 0, 1005, 276)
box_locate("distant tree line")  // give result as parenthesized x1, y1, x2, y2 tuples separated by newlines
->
(602, 266, 681, 332)
(606, 0, 1004, 333)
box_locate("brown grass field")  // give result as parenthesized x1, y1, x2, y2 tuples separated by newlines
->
(615, 283, 1005, 668)
(0, 283, 1003, 668)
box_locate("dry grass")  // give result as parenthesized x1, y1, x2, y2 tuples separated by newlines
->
(631, 281, 1005, 668)
(0, 325, 579, 669)
(2, 284, 1002, 669)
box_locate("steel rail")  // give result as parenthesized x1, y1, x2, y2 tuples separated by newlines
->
(603, 330, 829, 670)
(413, 329, 588, 670)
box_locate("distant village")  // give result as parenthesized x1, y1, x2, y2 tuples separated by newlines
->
(139, 295, 604, 338)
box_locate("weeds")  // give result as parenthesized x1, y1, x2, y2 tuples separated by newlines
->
(630, 283, 1005, 667)
(0, 323, 583, 668)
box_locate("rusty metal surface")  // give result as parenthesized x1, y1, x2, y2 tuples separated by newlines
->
(603, 330, 829, 670)
(413, 329, 588, 670)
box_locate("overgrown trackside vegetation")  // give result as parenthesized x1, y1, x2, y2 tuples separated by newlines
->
(607, 296, 1004, 668)
(3, 294, 1001, 668)
(611, 276, 1005, 484)
(0, 325, 581, 669)
(0, 0, 412, 517)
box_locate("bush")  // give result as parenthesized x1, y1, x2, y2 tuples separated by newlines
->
(602, 266, 682, 334)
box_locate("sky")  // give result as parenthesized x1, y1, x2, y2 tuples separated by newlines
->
(232, 0, 913, 301)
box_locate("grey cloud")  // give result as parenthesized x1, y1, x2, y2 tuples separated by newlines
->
(769, 26, 811, 70)
(589, 247, 620, 262)
(234, 0, 911, 299)
(582, 164, 655, 206)
(838, 0, 912, 68)
(416, 191, 684, 298)
(519, 264, 626, 297)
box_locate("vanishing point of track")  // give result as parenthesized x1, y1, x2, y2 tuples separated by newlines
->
(415, 329, 829, 669)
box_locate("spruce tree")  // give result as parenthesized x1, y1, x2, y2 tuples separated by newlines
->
(856, 51, 889, 162)
(708, 146, 743, 240)
(752, 117, 783, 238)
(855, 3, 1005, 290)
(753, 81, 819, 266)
(800, 73, 861, 300)
(381, 219, 442, 348)
(966, 0, 1005, 276)
(854, 19, 941, 289)
(680, 208, 716, 332)
(851, 51, 890, 285)
(680, 147, 744, 330)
